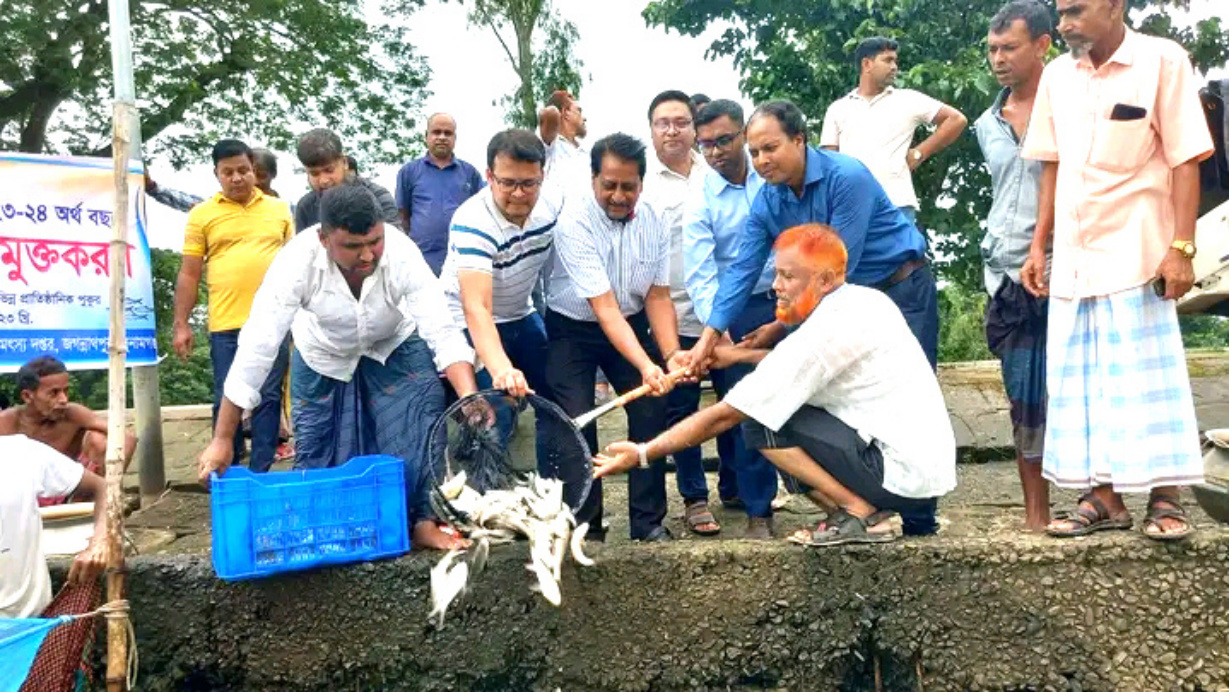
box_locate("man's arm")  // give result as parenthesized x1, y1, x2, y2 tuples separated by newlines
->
(395, 238, 478, 395)
(459, 270, 526, 395)
(682, 188, 720, 325)
(1021, 161, 1056, 297)
(818, 106, 841, 152)
(593, 401, 746, 478)
(644, 285, 681, 365)
(1156, 160, 1200, 299)
(172, 255, 204, 359)
(588, 292, 671, 394)
(144, 175, 204, 213)
(911, 104, 968, 168)
(538, 106, 561, 146)
(68, 468, 109, 584)
(706, 200, 774, 333)
(827, 165, 879, 275)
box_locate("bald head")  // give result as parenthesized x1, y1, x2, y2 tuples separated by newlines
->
(425, 112, 457, 161)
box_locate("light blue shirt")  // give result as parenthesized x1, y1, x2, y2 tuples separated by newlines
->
(683, 155, 776, 325)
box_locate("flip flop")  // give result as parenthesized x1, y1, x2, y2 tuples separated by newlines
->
(1046, 494, 1133, 538)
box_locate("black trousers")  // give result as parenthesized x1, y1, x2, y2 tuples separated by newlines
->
(544, 309, 668, 539)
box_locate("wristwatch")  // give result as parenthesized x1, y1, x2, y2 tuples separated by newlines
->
(636, 443, 650, 470)
(909, 148, 923, 164)
(1171, 240, 1196, 260)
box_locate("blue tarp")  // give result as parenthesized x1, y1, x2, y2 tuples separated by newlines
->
(0, 616, 71, 692)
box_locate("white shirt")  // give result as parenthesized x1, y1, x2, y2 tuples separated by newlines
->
(819, 87, 943, 209)
(225, 227, 474, 409)
(725, 284, 956, 499)
(441, 185, 564, 326)
(543, 136, 591, 196)
(547, 194, 671, 322)
(643, 150, 709, 338)
(1, 435, 85, 619)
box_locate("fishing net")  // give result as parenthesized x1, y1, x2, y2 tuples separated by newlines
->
(426, 391, 592, 517)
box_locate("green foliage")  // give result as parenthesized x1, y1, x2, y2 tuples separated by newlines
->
(0, 0, 432, 167)
(938, 284, 994, 363)
(500, 13, 586, 128)
(1179, 314, 1229, 349)
(643, 0, 1229, 295)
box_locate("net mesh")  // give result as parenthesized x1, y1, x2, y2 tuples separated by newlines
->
(426, 391, 592, 515)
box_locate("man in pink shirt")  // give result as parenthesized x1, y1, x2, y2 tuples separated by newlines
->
(1020, 0, 1213, 540)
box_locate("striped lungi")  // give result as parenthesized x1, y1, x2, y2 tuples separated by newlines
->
(1043, 284, 1203, 491)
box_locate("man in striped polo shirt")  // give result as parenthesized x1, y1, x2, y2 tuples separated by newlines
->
(442, 129, 563, 399)
(545, 133, 685, 542)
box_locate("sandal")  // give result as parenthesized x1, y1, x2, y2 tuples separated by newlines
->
(684, 500, 721, 536)
(786, 510, 895, 544)
(1142, 497, 1193, 542)
(1046, 493, 1133, 538)
(793, 509, 896, 547)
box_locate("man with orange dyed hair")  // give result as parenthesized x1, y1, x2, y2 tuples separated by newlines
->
(594, 224, 956, 545)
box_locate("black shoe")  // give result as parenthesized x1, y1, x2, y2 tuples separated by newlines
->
(720, 496, 748, 511)
(639, 525, 673, 542)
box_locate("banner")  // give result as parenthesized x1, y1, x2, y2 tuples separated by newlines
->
(0, 153, 157, 371)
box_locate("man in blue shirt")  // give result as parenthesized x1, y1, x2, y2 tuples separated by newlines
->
(686, 99, 941, 535)
(683, 99, 780, 538)
(395, 113, 484, 275)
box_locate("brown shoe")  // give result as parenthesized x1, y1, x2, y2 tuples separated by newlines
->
(745, 516, 773, 540)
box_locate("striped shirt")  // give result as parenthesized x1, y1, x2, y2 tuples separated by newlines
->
(547, 194, 671, 322)
(441, 185, 564, 325)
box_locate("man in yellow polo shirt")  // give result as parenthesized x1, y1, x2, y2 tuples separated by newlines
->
(173, 139, 294, 472)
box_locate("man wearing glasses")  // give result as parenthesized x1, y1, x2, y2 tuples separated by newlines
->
(683, 99, 781, 539)
(442, 129, 564, 399)
(641, 90, 724, 537)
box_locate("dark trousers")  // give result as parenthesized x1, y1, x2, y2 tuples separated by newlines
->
(667, 335, 738, 503)
(210, 330, 288, 473)
(718, 292, 781, 518)
(876, 262, 941, 534)
(544, 309, 668, 540)
(470, 312, 554, 458)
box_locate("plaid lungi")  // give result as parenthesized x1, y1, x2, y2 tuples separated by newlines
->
(985, 278, 1048, 462)
(1043, 284, 1203, 491)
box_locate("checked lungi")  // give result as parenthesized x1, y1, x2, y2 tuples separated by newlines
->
(985, 278, 1047, 463)
(290, 334, 445, 522)
(1043, 284, 1204, 491)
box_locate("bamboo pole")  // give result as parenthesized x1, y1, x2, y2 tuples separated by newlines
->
(105, 100, 133, 692)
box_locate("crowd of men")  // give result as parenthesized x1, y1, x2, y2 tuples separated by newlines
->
(3, 0, 1218, 622)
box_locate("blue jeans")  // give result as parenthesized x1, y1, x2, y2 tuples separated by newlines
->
(210, 330, 288, 473)
(722, 292, 781, 518)
(470, 312, 553, 450)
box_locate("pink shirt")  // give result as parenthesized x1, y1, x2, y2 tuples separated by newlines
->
(1022, 29, 1213, 299)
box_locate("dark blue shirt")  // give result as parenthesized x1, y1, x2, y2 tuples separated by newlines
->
(395, 155, 483, 275)
(707, 146, 926, 332)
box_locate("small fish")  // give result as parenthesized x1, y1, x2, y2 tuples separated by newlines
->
(570, 522, 595, 567)
(470, 537, 490, 577)
(526, 560, 562, 606)
(439, 471, 469, 500)
(429, 549, 470, 626)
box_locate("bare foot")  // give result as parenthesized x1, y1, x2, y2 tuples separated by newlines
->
(412, 521, 471, 551)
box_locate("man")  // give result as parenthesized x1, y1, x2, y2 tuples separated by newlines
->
(1020, 0, 1213, 540)
(642, 90, 720, 536)
(538, 90, 590, 191)
(690, 93, 712, 113)
(545, 133, 683, 542)
(1, 434, 109, 619)
(974, 0, 1054, 531)
(198, 185, 479, 551)
(819, 37, 968, 222)
(174, 139, 293, 473)
(684, 99, 781, 538)
(685, 100, 941, 534)
(145, 148, 284, 213)
(396, 113, 485, 275)
(251, 148, 283, 198)
(443, 129, 562, 399)
(293, 128, 400, 232)
(0, 356, 136, 505)
(595, 224, 957, 546)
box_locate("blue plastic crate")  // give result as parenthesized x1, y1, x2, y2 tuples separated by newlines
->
(210, 455, 410, 581)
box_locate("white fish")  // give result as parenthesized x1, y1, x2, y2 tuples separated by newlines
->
(526, 560, 562, 606)
(429, 549, 469, 626)
(439, 471, 468, 500)
(570, 522, 595, 567)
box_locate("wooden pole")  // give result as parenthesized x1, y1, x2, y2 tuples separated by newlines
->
(105, 100, 133, 692)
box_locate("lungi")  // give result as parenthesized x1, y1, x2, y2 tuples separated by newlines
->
(985, 278, 1047, 462)
(290, 334, 445, 522)
(1043, 284, 1203, 491)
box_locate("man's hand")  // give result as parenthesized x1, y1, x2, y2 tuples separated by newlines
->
(737, 321, 786, 350)
(198, 437, 235, 484)
(491, 367, 533, 398)
(906, 147, 925, 172)
(593, 441, 640, 479)
(685, 329, 723, 377)
(709, 345, 748, 370)
(666, 350, 698, 383)
(1154, 249, 1195, 301)
(640, 363, 673, 396)
(173, 322, 194, 360)
(68, 538, 108, 585)
(459, 396, 497, 428)
(412, 520, 471, 552)
(1020, 245, 1049, 298)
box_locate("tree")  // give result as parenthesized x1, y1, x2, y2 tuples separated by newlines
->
(643, 0, 1229, 294)
(460, 0, 586, 127)
(0, 0, 433, 167)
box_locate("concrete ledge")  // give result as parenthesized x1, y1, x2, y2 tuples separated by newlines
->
(69, 531, 1229, 691)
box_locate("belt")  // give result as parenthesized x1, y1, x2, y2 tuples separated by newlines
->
(873, 257, 926, 292)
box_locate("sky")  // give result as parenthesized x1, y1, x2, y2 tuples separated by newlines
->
(142, 0, 1226, 251)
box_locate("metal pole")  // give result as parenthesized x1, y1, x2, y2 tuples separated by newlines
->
(106, 0, 165, 504)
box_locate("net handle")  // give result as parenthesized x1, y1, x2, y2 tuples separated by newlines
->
(571, 368, 689, 430)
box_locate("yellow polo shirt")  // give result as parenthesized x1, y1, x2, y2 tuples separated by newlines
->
(182, 189, 294, 332)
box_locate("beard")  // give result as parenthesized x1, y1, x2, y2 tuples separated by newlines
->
(775, 284, 821, 325)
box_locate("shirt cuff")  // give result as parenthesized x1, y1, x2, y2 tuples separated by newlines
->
(706, 310, 732, 333)
(1020, 148, 1059, 162)
(223, 373, 262, 411)
(431, 337, 475, 372)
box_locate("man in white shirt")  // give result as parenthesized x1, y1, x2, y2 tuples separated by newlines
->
(2, 435, 108, 619)
(197, 184, 480, 551)
(595, 224, 956, 546)
(545, 133, 684, 542)
(641, 90, 722, 536)
(819, 37, 968, 223)
(538, 90, 590, 193)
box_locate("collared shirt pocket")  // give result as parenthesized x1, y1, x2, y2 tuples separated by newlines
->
(1088, 103, 1155, 174)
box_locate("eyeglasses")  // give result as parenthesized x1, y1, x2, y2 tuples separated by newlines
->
(491, 176, 542, 193)
(697, 133, 740, 152)
(651, 118, 694, 133)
